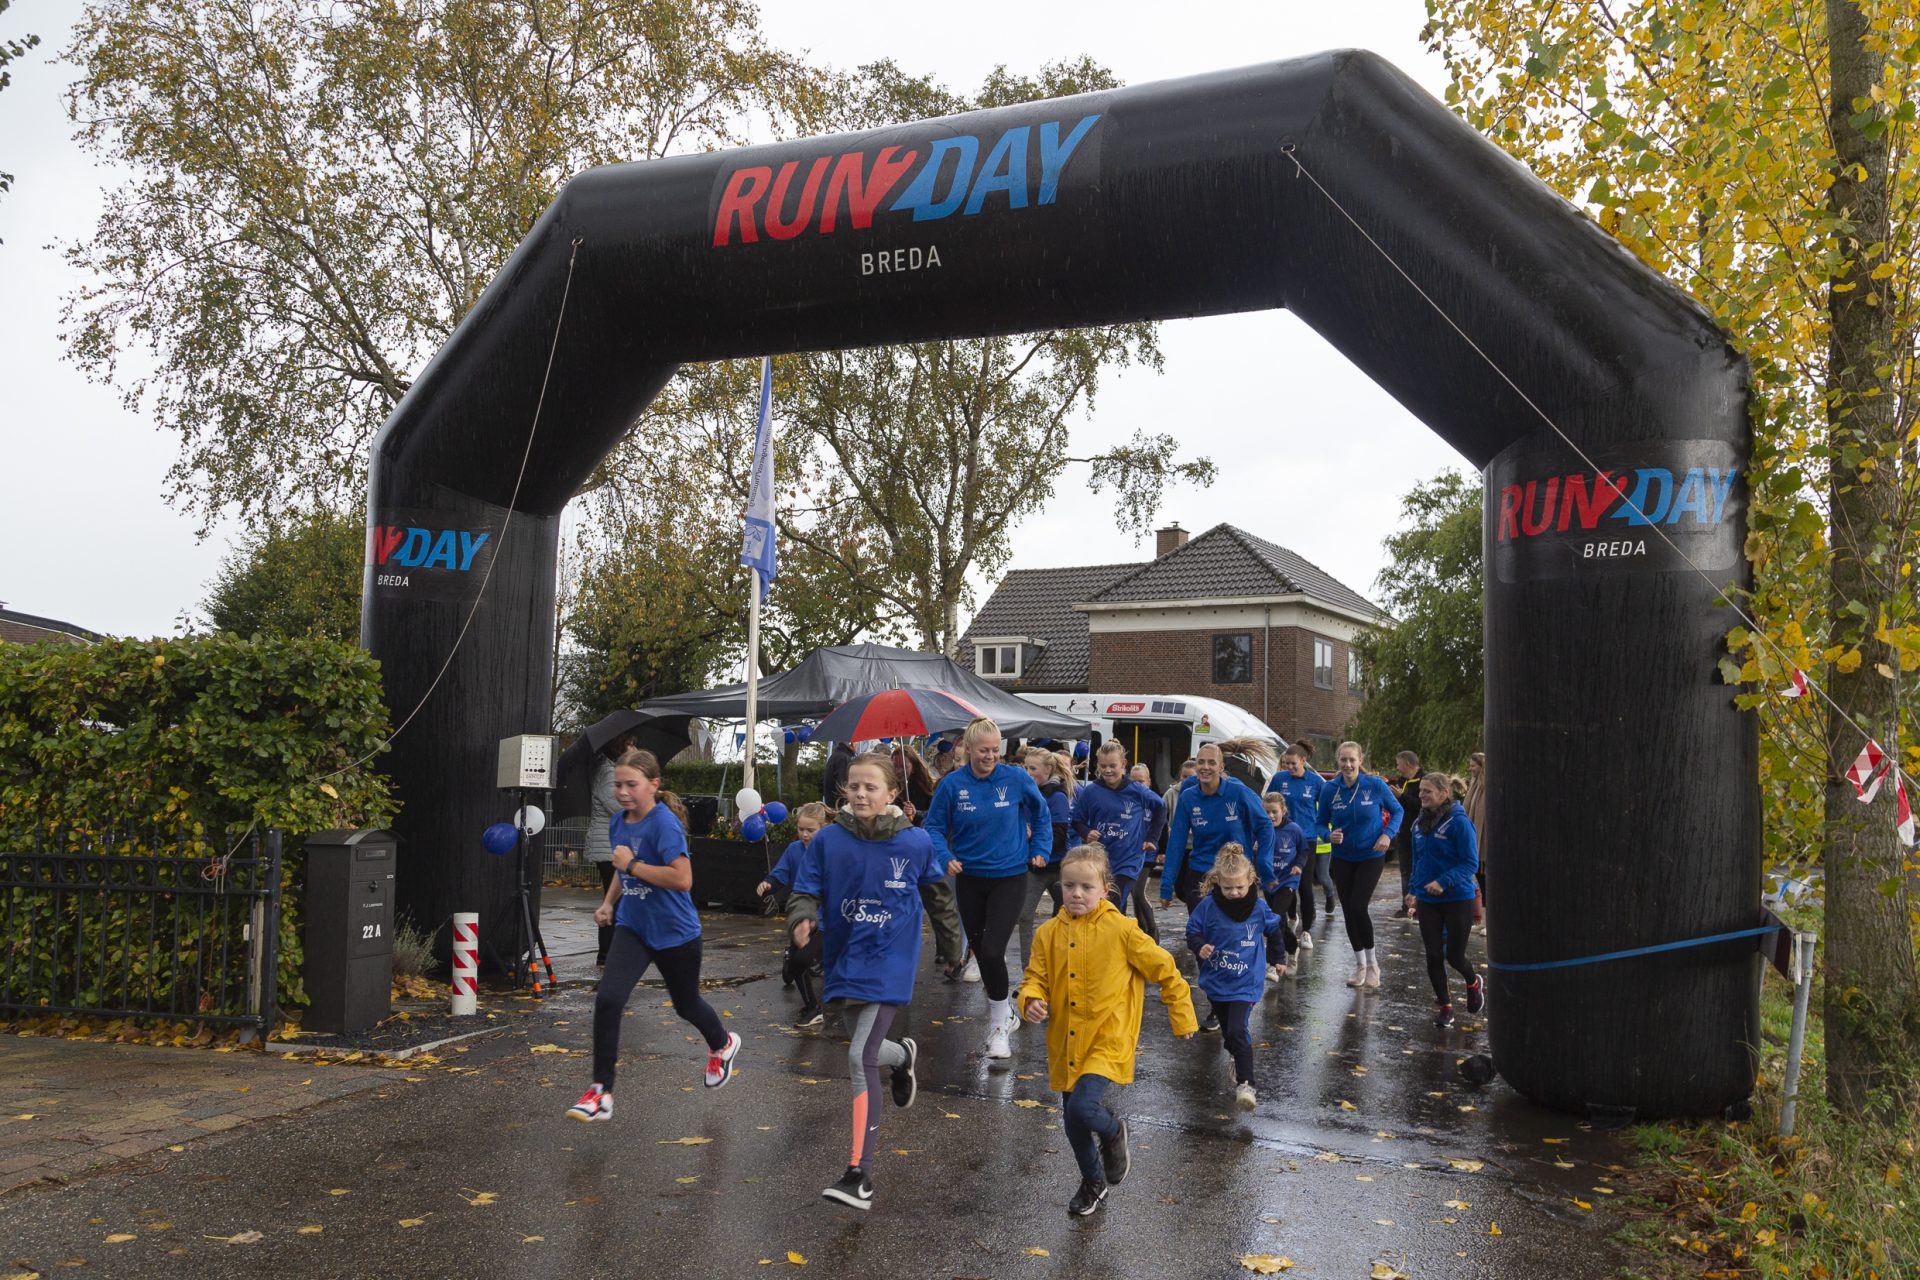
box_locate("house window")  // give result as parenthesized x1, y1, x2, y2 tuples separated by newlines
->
(1313, 638, 1334, 690)
(1212, 634, 1252, 684)
(1348, 648, 1363, 687)
(978, 644, 1020, 678)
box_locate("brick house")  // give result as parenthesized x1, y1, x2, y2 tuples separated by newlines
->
(0, 607, 105, 647)
(960, 523, 1387, 760)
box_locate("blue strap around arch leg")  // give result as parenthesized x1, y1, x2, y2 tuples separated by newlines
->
(1487, 924, 1785, 972)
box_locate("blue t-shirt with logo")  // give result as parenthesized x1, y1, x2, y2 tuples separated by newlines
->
(609, 804, 702, 951)
(1270, 820, 1310, 890)
(1166, 776, 1277, 886)
(1316, 773, 1405, 863)
(791, 823, 947, 1005)
(1266, 768, 1328, 843)
(1185, 895, 1286, 1004)
(1070, 779, 1166, 881)
(766, 838, 809, 891)
(924, 763, 1051, 878)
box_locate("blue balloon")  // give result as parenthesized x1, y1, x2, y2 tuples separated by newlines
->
(783, 729, 796, 744)
(880, 736, 893, 744)
(1073, 740, 1090, 760)
(764, 801, 790, 824)
(797, 726, 814, 743)
(482, 822, 518, 855)
(741, 814, 768, 841)
(934, 739, 951, 753)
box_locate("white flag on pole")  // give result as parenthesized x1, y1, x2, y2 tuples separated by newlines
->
(740, 356, 776, 600)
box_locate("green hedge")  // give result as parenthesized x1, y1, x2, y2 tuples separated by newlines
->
(665, 760, 826, 809)
(0, 635, 398, 1012)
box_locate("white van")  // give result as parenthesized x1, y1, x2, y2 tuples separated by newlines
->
(1014, 692, 1286, 791)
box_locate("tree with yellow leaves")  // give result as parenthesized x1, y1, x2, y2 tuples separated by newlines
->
(1421, 0, 1918, 1112)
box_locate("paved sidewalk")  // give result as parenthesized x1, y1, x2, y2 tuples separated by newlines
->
(0, 1039, 405, 1195)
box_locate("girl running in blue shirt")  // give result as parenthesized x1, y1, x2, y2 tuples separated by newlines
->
(1072, 741, 1166, 937)
(757, 801, 830, 1027)
(1268, 743, 1330, 939)
(1016, 747, 1076, 970)
(1260, 791, 1310, 978)
(1315, 741, 1404, 990)
(1184, 845, 1285, 1111)
(1161, 741, 1277, 913)
(1404, 772, 1484, 1026)
(569, 749, 739, 1123)
(786, 752, 961, 1210)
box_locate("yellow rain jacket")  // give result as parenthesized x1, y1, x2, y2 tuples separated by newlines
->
(1016, 898, 1198, 1093)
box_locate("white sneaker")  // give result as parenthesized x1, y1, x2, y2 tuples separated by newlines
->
(961, 956, 981, 983)
(985, 1024, 1011, 1059)
(1363, 961, 1381, 990)
(1235, 1081, 1257, 1111)
(1004, 1009, 1023, 1037)
(1265, 965, 1281, 984)
(1297, 932, 1312, 951)
(1345, 963, 1367, 988)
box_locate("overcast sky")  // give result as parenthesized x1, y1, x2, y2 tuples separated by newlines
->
(0, 0, 1469, 640)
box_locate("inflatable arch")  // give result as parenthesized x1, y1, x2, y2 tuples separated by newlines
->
(362, 50, 1759, 1118)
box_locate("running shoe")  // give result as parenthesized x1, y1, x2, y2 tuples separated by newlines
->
(961, 955, 981, 983)
(1464, 977, 1486, 1015)
(1198, 1012, 1220, 1033)
(1266, 964, 1283, 983)
(1363, 962, 1381, 990)
(1433, 1003, 1455, 1027)
(1391, 906, 1411, 919)
(822, 1165, 873, 1210)
(1324, 896, 1335, 913)
(795, 1004, 824, 1029)
(1235, 1081, 1257, 1111)
(891, 1037, 918, 1108)
(985, 1023, 1012, 1060)
(1067, 1177, 1109, 1216)
(566, 1084, 612, 1122)
(704, 1031, 742, 1088)
(1297, 932, 1312, 951)
(1345, 964, 1367, 988)
(1100, 1118, 1130, 1185)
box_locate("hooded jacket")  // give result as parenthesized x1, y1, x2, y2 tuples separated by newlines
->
(785, 809, 964, 993)
(1409, 800, 1480, 904)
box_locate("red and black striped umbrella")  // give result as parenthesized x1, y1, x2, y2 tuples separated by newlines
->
(811, 688, 988, 743)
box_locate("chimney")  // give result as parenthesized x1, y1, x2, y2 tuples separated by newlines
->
(1155, 522, 1189, 558)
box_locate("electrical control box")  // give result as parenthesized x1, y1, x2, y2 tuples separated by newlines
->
(496, 734, 556, 789)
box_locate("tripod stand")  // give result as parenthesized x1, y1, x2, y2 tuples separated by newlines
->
(508, 788, 558, 997)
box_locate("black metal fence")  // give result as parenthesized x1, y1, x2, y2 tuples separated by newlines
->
(0, 827, 283, 1037)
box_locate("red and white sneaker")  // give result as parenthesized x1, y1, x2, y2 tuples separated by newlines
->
(704, 1031, 742, 1088)
(567, 1085, 612, 1122)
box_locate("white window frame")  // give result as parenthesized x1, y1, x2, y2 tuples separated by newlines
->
(1313, 637, 1334, 690)
(976, 642, 1022, 679)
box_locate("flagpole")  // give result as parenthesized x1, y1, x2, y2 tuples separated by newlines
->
(744, 568, 761, 794)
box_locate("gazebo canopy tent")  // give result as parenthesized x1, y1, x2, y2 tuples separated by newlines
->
(639, 643, 1091, 741)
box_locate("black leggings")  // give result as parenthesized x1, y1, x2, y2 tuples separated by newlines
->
(1417, 899, 1479, 1004)
(1264, 886, 1299, 963)
(954, 872, 1028, 1001)
(594, 862, 617, 963)
(593, 929, 726, 1091)
(1216, 999, 1254, 1084)
(1330, 856, 1385, 952)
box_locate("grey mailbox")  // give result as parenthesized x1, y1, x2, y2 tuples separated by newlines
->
(304, 829, 396, 1034)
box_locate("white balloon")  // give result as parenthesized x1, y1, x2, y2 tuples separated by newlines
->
(514, 804, 547, 836)
(735, 788, 763, 816)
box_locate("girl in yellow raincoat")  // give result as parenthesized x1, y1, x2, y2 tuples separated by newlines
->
(1018, 836, 1197, 1217)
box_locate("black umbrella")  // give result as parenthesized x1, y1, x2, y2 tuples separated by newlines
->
(579, 708, 693, 760)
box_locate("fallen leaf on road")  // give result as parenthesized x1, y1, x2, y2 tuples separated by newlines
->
(1489, 1221, 1502, 1235)
(11, 1114, 37, 1121)
(104, 1235, 136, 1244)
(1374, 1219, 1394, 1225)
(1572, 1198, 1592, 1210)
(1355, 1175, 1375, 1182)
(1551, 1160, 1576, 1170)
(204, 1231, 263, 1245)
(676, 1177, 700, 1185)
(1259, 1215, 1281, 1224)
(659, 1137, 713, 1146)
(1369, 1265, 1408, 1280)
(1314, 1152, 1343, 1163)
(1443, 1200, 1471, 1211)
(2, 1270, 42, 1279)
(799, 1079, 820, 1085)
(1012, 1099, 1044, 1109)
(460, 1191, 498, 1206)
(522, 1236, 544, 1243)
(1446, 1159, 1484, 1173)
(528, 1044, 567, 1054)
(1339, 1100, 1357, 1111)
(297, 1226, 323, 1235)
(786, 1251, 807, 1265)
(892, 1149, 918, 1156)
(398, 1216, 430, 1228)
(328, 1189, 352, 1196)
(1542, 1137, 1568, 1144)
(942, 1111, 961, 1119)
(1238, 1255, 1295, 1274)
(1024, 1247, 1050, 1256)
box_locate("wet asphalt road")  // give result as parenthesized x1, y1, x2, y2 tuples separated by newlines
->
(4, 886, 1638, 1278)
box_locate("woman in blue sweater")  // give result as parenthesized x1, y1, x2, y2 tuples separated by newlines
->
(1160, 742, 1276, 913)
(1267, 743, 1330, 936)
(1072, 740, 1166, 937)
(1314, 740, 1404, 990)
(1403, 772, 1483, 1026)
(925, 716, 1052, 1061)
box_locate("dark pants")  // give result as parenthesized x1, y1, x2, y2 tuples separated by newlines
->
(1111, 873, 1157, 940)
(1215, 999, 1254, 1084)
(1330, 856, 1386, 952)
(1396, 843, 1413, 900)
(1170, 863, 1205, 909)
(955, 872, 1027, 1001)
(1265, 886, 1300, 965)
(592, 929, 725, 1091)
(594, 861, 617, 963)
(1061, 1073, 1119, 1183)
(1310, 850, 1335, 909)
(788, 928, 823, 1010)
(1417, 899, 1479, 1004)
